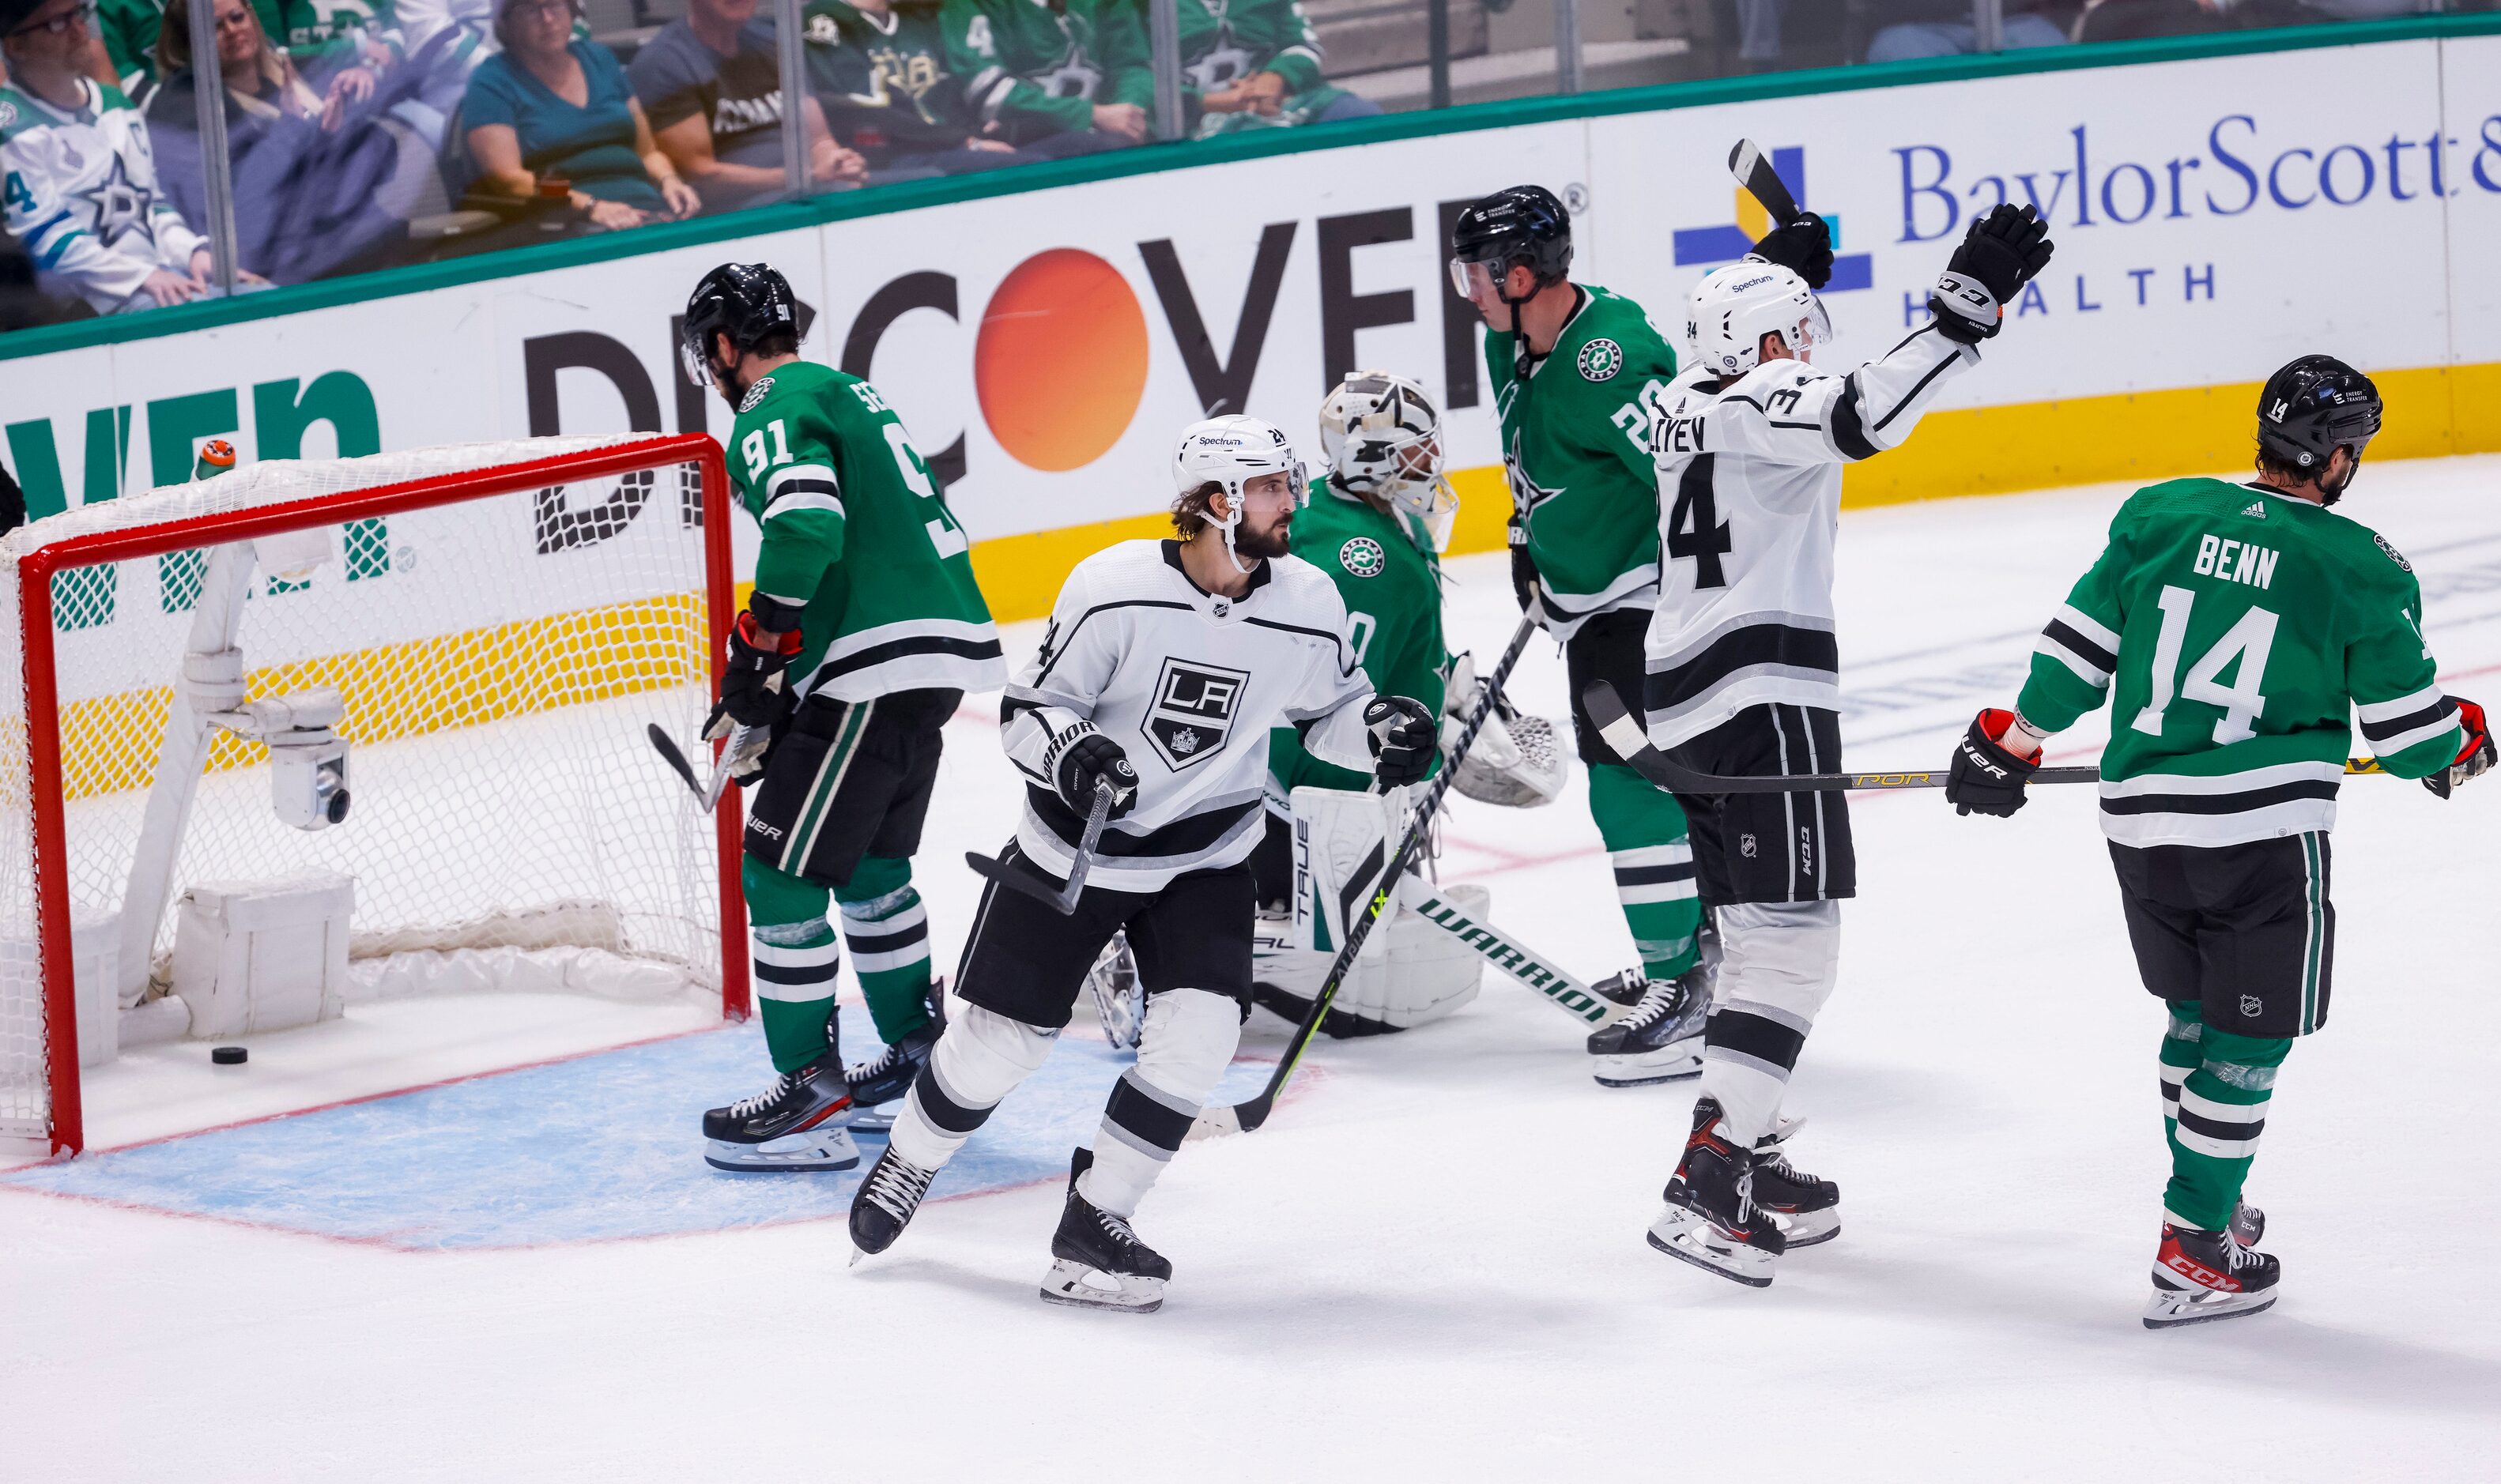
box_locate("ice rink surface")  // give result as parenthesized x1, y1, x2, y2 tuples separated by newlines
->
(6, 458, 2500, 1479)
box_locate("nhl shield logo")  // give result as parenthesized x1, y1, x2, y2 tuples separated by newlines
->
(1577, 338, 1624, 382)
(1144, 657, 1250, 771)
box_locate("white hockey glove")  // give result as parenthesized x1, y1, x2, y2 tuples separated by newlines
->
(1440, 653, 1568, 808)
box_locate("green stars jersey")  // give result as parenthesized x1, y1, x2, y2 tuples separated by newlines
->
(1485, 284, 1679, 639)
(1269, 478, 1449, 790)
(941, 0, 1149, 142)
(728, 360, 1005, 701)
(803, 0, 978, 159)
(1171, 0, 1348, 137)
(2016, 476, 2461, 849)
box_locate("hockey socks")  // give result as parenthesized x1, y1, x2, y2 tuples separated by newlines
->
(745, 857, 845, 1075)
(836, 857, 935, 1045)
(886, 1004, 1057, 1173)
(2157, 1002, 2290, 1233)
(1079, 989, 1240, 1218)
(1696, 900, 1840, 1146)
(1589, 763, 1701, 980)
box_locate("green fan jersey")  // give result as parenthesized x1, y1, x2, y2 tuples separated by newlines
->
(2016, 476, 2461, 849)
(1485, 284, 1679, 639)
(941, 0, 1149, 141)
(803, 0, 978, 159)
(1269, 478, 1449, 790)
(728, 359, 1005, 702)
(1171, 0, 1348, 137)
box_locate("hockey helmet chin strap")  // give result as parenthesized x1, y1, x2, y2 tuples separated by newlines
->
(1212, 492, 1257, 577)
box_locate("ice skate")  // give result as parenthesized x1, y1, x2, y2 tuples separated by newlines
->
(1751, 1122, 1839, 1247)
(701, 1051, 859, 1172)
(848, 1145, 938, 1261)
(843, 989, 947, 1136)
(2143, 1220, 2280, 1329)
(1039, 1149, 1171, 1313)
(2230, 1198, 2265, 1248)
(1585, 967, 1708, 1087)
(1647, 1096, 1786, 1286)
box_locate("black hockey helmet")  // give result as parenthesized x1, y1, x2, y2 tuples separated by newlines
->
(2257, 355, 2380, 494)
(681, 262, 798, 390)
(1448, 186, 1573, 304)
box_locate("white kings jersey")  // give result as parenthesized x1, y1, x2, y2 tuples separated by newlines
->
(1002, 538, 1377, 893)
(1639, 322, 1977, 748)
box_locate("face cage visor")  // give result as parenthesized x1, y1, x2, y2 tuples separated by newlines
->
(1450, 257, 1509, 301)
(1781, 296, 1835, 358)
(678, 324, 717, 391)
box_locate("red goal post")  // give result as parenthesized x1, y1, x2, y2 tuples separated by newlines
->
(2, 433, 745, 1158)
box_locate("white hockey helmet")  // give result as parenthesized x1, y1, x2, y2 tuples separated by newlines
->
(1687, 260, 1831, 379)
(1172, 414, 1307, 572)
(1318, 371, 1459, 554)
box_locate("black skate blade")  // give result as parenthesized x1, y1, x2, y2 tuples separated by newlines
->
(1592, 1064, 1704, 1089)
(1647, 1207, 1777, 1287)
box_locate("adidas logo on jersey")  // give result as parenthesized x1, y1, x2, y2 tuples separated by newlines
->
(2241, 501, 2267, 518)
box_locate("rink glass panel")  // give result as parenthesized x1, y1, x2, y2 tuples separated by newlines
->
(0, 435, 743, 1154)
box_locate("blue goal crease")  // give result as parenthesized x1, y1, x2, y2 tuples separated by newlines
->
(0, 1026, 1275, 1252)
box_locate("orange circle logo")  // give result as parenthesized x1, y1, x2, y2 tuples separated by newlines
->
(975, 249, 1149, 473)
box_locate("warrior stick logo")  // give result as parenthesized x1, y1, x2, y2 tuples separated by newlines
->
(1144, 657, 1248, 770)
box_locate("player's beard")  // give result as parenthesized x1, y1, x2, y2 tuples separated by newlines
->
(1234, 511, 1292, 562)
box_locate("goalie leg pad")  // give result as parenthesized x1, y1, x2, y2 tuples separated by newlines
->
(1273, 785, 1484, 1034)
(1081, 988, 1241, 1217)
(888, 1004, 1057, 1172)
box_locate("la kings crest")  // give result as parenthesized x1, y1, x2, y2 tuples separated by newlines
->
(1144, 657, 1249, 770)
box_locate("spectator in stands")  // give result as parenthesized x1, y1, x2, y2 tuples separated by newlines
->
(0, 0, 246, 311)
(148, 0, 412, 283)
(462, 0, 699, 230)
(940, 0, 1150, 155)
(1864, 0, 2068, 59)
(98, 0, 171, 93)
(630, 0, 863, 213)
(0, 453, 21, 532)
(802, 0, 1038, 176)
(1175, 0, 1378, 134)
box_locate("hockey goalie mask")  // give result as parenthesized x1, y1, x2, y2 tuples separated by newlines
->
(1172, 415, 1308, 574)
(1318, 371, 1459, 555)
(1688, 261, 1831, 379)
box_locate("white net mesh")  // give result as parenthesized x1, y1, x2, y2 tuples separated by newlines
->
(0, 435, 730, 1146)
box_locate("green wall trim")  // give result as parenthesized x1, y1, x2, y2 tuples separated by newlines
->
(4, 11, 2495, 367)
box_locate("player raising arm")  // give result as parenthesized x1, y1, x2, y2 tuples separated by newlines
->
(846, 416, 1436, 1312)
(681, 262, 1005, 1173)
(1634, 204, 2055, 1285)
(1946, 357, 2493, 1328)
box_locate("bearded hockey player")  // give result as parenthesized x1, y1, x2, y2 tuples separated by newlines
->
(846, 415, 1437, 1312)
(681, 262, 1005, 1172)
(1947, 357, 2492, 1328)
(1635, 204, 2055, 1285)
(1448, 186, 1707, 1087)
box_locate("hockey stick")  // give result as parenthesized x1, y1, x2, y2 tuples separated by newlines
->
(1730, 138, 1805, 225)
(1196, 605, 1545, 1139)
(964, 779, 1115, 917)
(647, 721, 758, 810)
(1583, 683, 2383, 793)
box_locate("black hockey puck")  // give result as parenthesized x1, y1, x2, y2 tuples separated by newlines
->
(211, 1045, 247, 1065)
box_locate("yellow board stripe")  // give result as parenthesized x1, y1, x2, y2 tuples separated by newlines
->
(57, 592, 706, 802)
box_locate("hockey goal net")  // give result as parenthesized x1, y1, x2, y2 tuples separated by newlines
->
(0, 433, 744, 1156)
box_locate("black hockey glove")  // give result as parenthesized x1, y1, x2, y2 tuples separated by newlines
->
(1366, 695, 1438, 789)
(712, 608, 804, 730)
(2425, 697, 2495, 799)
(1929, 203, 2055, 345)
(1945, 708, 2041, 817)
(1508, 518, 1540, 614)
(1047, 725, 1140, 820)
(1746, 212, 1834, 292)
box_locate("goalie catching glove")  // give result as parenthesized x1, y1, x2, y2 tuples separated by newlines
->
(1928, 203, 2054, 345)
(1441, 651, 1568, 808)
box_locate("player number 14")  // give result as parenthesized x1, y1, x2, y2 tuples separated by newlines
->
(2130, 584, 2279, 745)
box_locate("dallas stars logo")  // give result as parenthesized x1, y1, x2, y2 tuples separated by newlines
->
(1577, 338, 1624, 382)
(80, 155, 157, 252)
(1505, 436, 1562, 520)
(1338, 537, 1386, 578)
